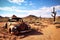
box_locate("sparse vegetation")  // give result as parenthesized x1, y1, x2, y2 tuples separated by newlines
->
(0, 15, 60, 40)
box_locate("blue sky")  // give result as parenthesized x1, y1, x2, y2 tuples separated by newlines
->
(0, 0, 60, 17)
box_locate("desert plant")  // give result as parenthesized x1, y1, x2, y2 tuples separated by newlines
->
(51, 7, 56, 22)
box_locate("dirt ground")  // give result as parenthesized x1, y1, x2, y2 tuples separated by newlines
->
(0, 21, 60, 40)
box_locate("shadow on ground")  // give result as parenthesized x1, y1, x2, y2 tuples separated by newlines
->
(15, 29, 43, 39)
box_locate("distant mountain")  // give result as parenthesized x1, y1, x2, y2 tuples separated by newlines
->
(12, 15, 17, 18)
(0, 16, 9, 22)
(0, 15, 22, 22)
(24, 15, 38, 19)
(0, 16, 3, 18)
(23, 15, 39, 22)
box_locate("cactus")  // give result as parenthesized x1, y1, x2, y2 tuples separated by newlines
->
(51, 7, 56, 22)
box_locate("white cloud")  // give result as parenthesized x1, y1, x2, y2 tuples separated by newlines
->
(55, 5, 60, 11)
(8, 0, 25, 5)
(0, 5, 60, 17)
(28, 5, 60, 17)
(0, 6, 16, 11)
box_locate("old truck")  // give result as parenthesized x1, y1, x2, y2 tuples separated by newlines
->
(4, 19, 31, 35)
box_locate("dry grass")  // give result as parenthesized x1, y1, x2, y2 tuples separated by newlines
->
(0, 18, 60, 40)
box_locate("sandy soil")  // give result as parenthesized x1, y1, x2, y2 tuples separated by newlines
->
(0, 21, 60, 40)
